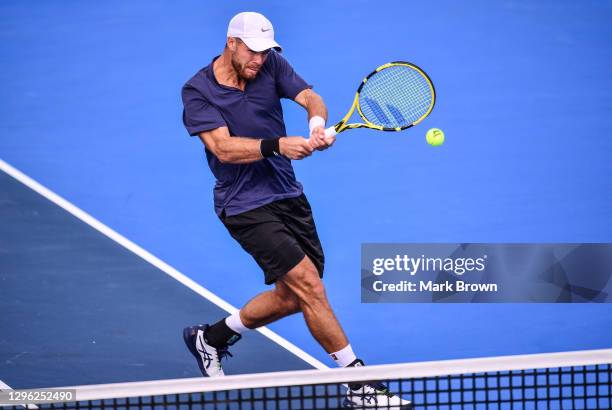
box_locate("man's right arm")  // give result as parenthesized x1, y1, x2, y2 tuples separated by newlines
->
(198, 127, 314, 164)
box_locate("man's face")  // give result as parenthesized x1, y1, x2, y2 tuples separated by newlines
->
(228, 37, 270, 81)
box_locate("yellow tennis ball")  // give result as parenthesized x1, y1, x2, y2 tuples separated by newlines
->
(426, 128, 445, 146)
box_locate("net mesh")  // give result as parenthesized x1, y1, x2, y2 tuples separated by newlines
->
(358, 65, 433, 128)
(2, 351, 611, 410)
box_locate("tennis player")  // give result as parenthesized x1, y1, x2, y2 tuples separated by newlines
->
(181, 12, 411, 409)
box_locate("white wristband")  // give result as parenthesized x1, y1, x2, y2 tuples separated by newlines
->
(308, 116, 326, 134)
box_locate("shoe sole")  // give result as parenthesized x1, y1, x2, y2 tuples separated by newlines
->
(342, 398, 413, 409)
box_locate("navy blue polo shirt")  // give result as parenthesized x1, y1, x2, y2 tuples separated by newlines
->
(182, 51, 310, 217)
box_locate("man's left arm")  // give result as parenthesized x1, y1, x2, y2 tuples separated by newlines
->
(294, 89, 335, 151)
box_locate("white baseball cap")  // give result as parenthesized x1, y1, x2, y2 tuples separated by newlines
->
(227, 12, 282, 52)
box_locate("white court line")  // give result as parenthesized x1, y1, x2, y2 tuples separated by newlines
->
(0, 379, 13, 391)
(0, 158, 328, 371)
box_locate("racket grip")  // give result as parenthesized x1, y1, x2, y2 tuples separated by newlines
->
(324, 127, 337, 138)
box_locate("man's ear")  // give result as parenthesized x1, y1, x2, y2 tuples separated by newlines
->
(227, 37, 237, 52)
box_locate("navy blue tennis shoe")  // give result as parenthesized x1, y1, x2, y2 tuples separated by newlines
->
(183, 324, 239, 377)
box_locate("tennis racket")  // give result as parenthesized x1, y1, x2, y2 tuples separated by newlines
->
(324, 61, 436, 137)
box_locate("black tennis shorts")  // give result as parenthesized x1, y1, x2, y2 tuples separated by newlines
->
(220, 194, 325, 285)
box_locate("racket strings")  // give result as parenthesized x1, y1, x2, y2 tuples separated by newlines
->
(358, 65, 433, 128)
(365, 68, 431, 124)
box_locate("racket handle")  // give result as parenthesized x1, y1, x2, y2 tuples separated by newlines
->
(324, 127, 337, 138)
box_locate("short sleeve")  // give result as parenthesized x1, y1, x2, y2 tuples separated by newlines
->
(273, 52, 312, 100)
(181, 83, 226, 136)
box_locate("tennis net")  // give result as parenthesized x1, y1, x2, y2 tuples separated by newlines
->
(1, 349, 610, 409)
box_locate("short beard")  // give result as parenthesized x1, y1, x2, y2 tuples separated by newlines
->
(231, 56, 257, 81)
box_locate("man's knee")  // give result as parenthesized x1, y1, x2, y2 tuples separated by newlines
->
(283, 297, 301, 315)
(281, 257, 327, 305)
(274, 280, 302, 314)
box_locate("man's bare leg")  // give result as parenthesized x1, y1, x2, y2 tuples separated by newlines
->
(227, 255, 348, 353)
(200, 255, 348, 357)
(238, 280, 301, 328)
(279, 255, 348, 353)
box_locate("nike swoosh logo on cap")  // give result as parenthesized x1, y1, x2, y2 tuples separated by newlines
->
(261, 27, 272, 32)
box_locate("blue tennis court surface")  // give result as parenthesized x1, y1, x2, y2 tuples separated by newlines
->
(0, 168, 314, 388)
(1, 0, 611, 390)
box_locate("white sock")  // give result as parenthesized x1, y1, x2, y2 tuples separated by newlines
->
(225, 311, 250, 334)
(330, 344, 357, 367)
